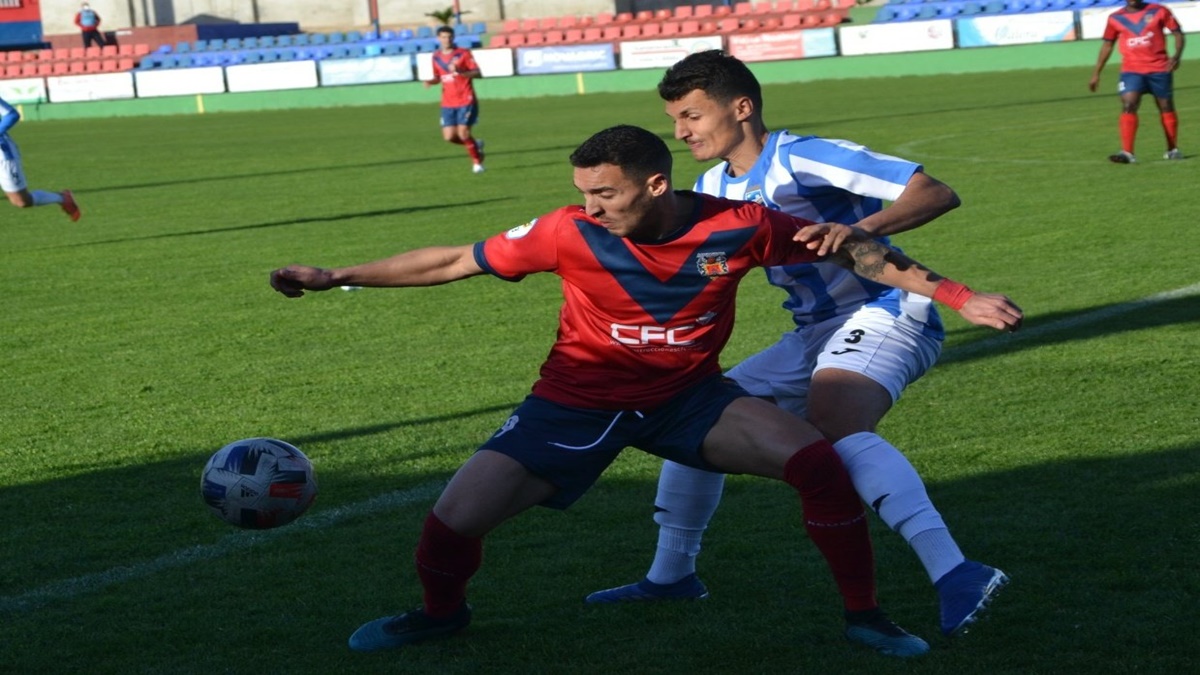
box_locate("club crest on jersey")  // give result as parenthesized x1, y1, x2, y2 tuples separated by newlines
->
(696, 252, 730, 278)
(744, 187, 766, 205)
(505, 218, 537, 239)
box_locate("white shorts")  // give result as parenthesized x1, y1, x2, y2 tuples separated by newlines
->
(726, 306, 941, 417)
(1, 155, 27, 193)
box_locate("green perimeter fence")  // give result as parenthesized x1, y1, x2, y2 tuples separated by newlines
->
(11, 40, 1168, 122)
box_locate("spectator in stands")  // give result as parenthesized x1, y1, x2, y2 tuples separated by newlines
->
(1088, 0, 1186, 163)
(425, 25, 486, 173)
(74, 2, 107, 48)
(0, 96, 81, 221)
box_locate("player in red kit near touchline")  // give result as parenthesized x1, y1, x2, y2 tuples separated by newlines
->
(1089, 0, 1186, 163)
(426, 25, 487, 173)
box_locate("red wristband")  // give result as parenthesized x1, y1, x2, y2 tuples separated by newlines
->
(933, 279, 975, 311)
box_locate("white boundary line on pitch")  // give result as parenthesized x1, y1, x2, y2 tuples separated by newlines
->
(0, 480, 445, 614)
(944, 281, 1200, 360)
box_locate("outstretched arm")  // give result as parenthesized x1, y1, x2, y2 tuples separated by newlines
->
(270, 244, 484, 298)
(828, 235, 1023, 332)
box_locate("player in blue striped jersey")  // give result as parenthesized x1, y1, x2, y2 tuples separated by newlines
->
(585, 51, 1009, 639)
(0, 96, 80, 222)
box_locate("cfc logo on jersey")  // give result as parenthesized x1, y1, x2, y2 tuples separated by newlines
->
(505, 219, 537, 239)
(696, 252, 730, 278)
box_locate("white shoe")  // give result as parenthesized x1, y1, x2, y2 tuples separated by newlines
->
(1164, 148, 1183, 160)
(472, 163, 485, 174)
(340, 286, 363, 291)
(1108, 150, 1136, 164)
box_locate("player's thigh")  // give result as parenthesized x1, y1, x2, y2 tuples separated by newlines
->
(701, 396, 823, 480)
(433, 449, 557, 537)
(1, 157, 27, 196)
(811, 309, 940, 403)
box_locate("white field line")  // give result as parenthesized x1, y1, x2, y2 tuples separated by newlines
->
(944, 282, 1200, 361)
(0, 480, 445, 614)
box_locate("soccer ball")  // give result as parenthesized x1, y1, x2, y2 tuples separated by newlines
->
(200, 437, 318, 529)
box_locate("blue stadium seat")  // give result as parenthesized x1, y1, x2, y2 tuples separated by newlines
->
(345, 44, 365, 58)
(226, 37, 243, 49)
(346, 30, 363, 42)
(939, 1, 964, 16)
(293, 47, 313, 60)
(174, 41, 191, 52)
(983, 0, 1006, 12)
(960, 1, 983, 13)
(191, 53, 214, 66)
(293, 33, 311, 45)
(416, 26, 434, 38)
(243, 37, 260, 48)
(275, 35, 293, 47)
(381, 29, 397, 39)
(241, 51, 263, 63)
(916, 4, 939, 18)
(137, 56, 161, 69)
(1004, 0, 1028, 11)
(327, 31, 346, 44)
(310, 33, 327, 45)
(1025, 0, 1049, 12)
(259, 35, 276, 47)
(1048, 0, 1074, 8)
(454, 35, 481, 48)
(400, 41, 422, 54)
(380, 42, 403, 55)
(470, 22, 487, 34)
(397, 28, 415, 40)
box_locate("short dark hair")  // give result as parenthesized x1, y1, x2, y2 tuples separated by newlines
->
(569, 125, 672, 182)
(436, 25, 455, 36)
(657, 50, 763, 114)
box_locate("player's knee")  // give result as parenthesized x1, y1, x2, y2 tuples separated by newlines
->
(8, 194, 33, 208)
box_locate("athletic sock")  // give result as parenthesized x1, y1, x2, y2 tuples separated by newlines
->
(784, 440, 876, 612)
(30, 190, 63, 206)
(1161, 111, 1179, 150)
(646, 461, 726, 584)
(832, 432, 965, 584)
(1119, 112, 1139, 154)
(415, 511, 482, 618)
(467, 139, 482, 163)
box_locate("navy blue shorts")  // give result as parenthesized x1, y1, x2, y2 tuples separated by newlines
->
(440, 103, 479, 127)
(480, 374, 747, 509)
(1119, 71, 1173, 99)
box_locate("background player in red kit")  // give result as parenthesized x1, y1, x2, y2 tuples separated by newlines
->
(270, 125, 1023, 658)
(425, 25, 486, 173)
(1089, 0, 1186, 163)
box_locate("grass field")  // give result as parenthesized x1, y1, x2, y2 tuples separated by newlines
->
(2, 62, 1198, 674)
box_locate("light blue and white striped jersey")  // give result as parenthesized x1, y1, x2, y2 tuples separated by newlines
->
(693, 130, 943, 338)
(0, 96, 21, 162)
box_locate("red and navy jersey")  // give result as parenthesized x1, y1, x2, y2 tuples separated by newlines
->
(431, 48, 478, 107)
(1103, 3, 1181, 73)
(473, 193, 822, 410)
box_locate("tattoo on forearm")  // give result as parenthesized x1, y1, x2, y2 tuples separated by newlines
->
(843, 239, 942, 282)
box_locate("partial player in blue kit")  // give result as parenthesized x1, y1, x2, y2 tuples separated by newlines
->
(584, 50, 1009, 639)
(0, 96, 80, 222)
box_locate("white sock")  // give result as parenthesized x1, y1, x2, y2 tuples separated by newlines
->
(645, 460, 726, 584)
(833, 432, 965, 583)
(30, 190, 63, 206)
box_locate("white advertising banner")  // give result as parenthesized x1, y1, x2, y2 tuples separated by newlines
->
(956, 11, 1077, 47)
(1080, 2, 1200, 39)
(46, 72, 136, 103)
(134, 67, 226, 98)
(618, 36, 726, 70)
(225, 61, 319, 93)
(416, 48, 516, 82)
(838, 20, 955, 56)
(0, 78, 47, 104)
(319, 55, 416, 86)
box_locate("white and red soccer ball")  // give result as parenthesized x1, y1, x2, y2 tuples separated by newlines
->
(201, 437, 317, 529)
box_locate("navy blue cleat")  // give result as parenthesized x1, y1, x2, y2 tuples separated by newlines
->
(844, 608, 931, 657)
(936, 560, 1009, 636)
(585, 574, 709, 603)
(348, 604, 471, 652)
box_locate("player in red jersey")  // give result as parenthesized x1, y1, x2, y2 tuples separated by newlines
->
(1089, 0, 1186, 163)
(271, 125, 1023, 658)
(425, 25, 486, 173)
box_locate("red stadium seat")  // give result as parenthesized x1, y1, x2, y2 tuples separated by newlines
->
(544, 30, 564, 44)
(117, 43, 135, 56)
(601, 26, 622, 40)
(101, 45, 118, 57)
(70, 47, 86, 59)
(84, 46, 102, 59)
(661, 21, 682, 36)
(100, 59, 119, 72)
(519, 18, 539, 32)
(634, 10, 654, 22)
(735, 2, 754, 15)
(525, 31, 545, 45)
(595, 12, 615, 25)
(489, 34, 509, 47)
(621, 24, 642, 38)
(699, 20, 720, 33)
(506, 32, 527, 46)
(52, 61, 70, 75)
(642, 22, 662, 37)
(560, 16, 579, 29)
(538, 17, 558, 30)
(117, 57, 135, 70)
(501, 19, 520, 32)
(133, 44, 151, 56)
(782, 13, 803, 28)
(582, 27, 603, 42)
(756, 1, 777, 14)
(717, 17, 740, 32)
(762, 16, 782, 30)
(694, 4, 714, 17)
(674, 5, 694, 18)
(36, 62, 53, 76)
(20, 63, 37, 76)
(714, 5, 733, 16)
(655, 9, 673, 20)
(564, 28, 584, 43)
(678, 19, 702, 35)
(3, 64, 22, 78)
(84, 60, 102, 72)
